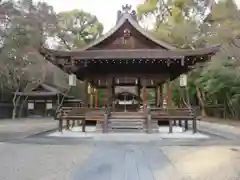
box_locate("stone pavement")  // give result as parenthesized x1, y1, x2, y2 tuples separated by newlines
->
(0, 118, 240, 179)
(199, 120, 240, 140)
(0, 118, 57, 142)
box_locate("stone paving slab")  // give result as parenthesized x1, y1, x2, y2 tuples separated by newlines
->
(72, 145, 184, 180)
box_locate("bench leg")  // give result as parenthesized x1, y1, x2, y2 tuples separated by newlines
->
(66, 120, 70, 130)
(82, 119, 86, 132)
(77, 120, 81, 126)
(192, 119, 197, 133)
(72, 120, 76, 128)
(169, 120, 173, 133)
(184, 120, 188, 131)
(179, 120, 182, 127)
(59, 119, 63, 132)
(173, 120, 177, 126)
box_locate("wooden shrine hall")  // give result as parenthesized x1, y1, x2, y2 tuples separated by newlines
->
(39, 5, 220, 133)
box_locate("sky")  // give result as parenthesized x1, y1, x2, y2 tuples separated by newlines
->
(42, 0, 240, 33)
(42, 0, 143, 32)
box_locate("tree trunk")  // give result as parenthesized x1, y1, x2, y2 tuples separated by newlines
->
(18, 96, 28, 118)
(12, 92, 20, 119)
(196, 86, 206, 117)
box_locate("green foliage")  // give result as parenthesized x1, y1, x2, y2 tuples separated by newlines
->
(137, 0, 240, 119)
(56, 10, 103, 49)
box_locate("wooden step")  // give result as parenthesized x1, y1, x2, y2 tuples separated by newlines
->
(109, 122, 144, 128)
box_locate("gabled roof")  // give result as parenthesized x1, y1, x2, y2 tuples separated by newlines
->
(81, 9, 176, 50)
(15, 83, 63, 96)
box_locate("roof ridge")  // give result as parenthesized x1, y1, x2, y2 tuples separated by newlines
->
(78, 9, 176, 51)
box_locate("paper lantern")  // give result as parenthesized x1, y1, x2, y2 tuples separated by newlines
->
(68, 74, 76, 86)
(28, 102, 34, 110)
(88, 84, 92, 94)
(180, 74, 187, 87)
(46, 103, 52, 110)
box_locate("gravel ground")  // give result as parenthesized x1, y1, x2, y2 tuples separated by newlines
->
(0, 143, 93, 180)
(0, 118, 57, 142)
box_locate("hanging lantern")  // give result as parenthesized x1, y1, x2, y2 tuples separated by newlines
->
(135, 78, 138, 85)
(68, 74, 76, 86)
(46, 102, 53, 110)
(87, 84, 91, 94)
(180, 74, 187, 87)
(28, 102, 34, 110)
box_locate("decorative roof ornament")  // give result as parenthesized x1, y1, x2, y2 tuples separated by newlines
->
(122, 4, 132, 13)
(116, 4, 138, 23)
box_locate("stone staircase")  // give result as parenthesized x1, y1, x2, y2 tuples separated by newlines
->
(108, 112, 146, 133)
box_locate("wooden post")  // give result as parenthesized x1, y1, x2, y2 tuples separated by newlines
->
(59, 119, 63, 132)
(142, 79, 148, 110)
(159, 84, 163, 107)
(146, 112, 152, 133)
(103, 113, 108, 133)
(95, 89, 98, 108)
(169, 119, 173, 133)
(193, 118, 197, 133)
(155, 86, 158, 107)
(90, 93, 93, 108)
(184, 120, 188, 131)
(166, 80, 173, 133)
(107, 77, 112, 108)
(82, 117, 86, 132)
(84, 79, 89, 108)
(137, 78, 141, 108)
(66, 120, 70, 130)
(166, 80, 172, 107)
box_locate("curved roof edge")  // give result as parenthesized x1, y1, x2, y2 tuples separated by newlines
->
(80, 13, 177, 51)
(39, 44, 220, 58)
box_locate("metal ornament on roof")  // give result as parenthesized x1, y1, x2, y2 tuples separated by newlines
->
(180, 74, 187, 87)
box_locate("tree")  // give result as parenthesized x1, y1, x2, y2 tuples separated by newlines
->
(56, 10, 104, 50)
(137, 0, 240, 119)
(0, 0, 58, 118)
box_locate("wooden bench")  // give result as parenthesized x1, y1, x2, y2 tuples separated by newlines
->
(57, 107, 88, 132)
(150, 108, 198, 133)
(57, 107, 107, 132)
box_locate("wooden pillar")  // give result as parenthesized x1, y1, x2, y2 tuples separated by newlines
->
(90, 93, 93, 108)
(166, 80, 172, 107)
(142, 79, 148, 109)
(59, 119, 63, 132)
(159, 84, 163, 107)
(84, 79, 89, 108)
(155, 86, 158, 107)
(107, 77, 112, 108)
(95, 89, 98, 108)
